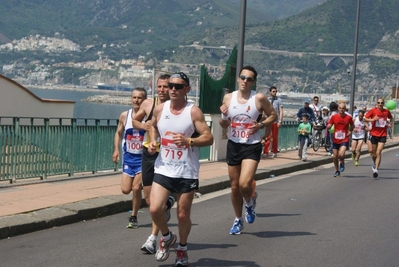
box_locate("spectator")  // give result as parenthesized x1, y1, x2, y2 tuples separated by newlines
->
(297, 113, 311, 161)
(309, 96, 322, 119)
(296, 100, 316, 124)
(262, 86, 283, 158)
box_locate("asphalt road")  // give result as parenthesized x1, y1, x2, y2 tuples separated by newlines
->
(1, 148, 399, 267)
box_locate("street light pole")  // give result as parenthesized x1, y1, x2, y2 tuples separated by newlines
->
(349, 0, 361, 116)
(393, 80, 398, 136)
(235, 0, 247, 90)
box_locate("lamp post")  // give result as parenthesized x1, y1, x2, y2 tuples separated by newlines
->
(235, 0, 247, 90)
(393, 80, 398, 136)
(349, 0, 361, 116)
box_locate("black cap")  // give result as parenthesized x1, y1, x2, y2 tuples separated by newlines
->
(170, 72, 190, 85)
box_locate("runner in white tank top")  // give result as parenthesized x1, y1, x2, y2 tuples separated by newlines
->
(219, 65, 277, 235)
(147, 72, 213, 266)
(350, 110, 369, 166)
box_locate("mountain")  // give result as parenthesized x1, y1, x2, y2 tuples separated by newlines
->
(1, 0, 398, 98)
(0, 0, 322, 53)
(193, 0, 399, 54)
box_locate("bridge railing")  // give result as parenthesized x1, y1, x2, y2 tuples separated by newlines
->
(1, 117, 398, 182)
(0, 117, 117, 182)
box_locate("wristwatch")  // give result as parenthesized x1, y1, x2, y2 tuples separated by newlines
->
(259, 122, 264, 129)
(189, 138, 194, 147)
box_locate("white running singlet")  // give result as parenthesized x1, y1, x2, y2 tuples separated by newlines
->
(228, 91, 262, 144)
(352, 116, 365, 139)
(154, 101, 200, 179)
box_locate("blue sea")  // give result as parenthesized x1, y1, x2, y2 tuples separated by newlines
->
(28, 88, 304, 121)
(29, 88, 130, 120)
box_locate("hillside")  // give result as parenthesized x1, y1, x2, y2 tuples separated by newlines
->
(0, 0, 322, 52)
(193, 0, 399, 54)
(1, 0, 399, 99)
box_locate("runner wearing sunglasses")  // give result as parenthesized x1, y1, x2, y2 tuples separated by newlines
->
(219, 65, 276, 235)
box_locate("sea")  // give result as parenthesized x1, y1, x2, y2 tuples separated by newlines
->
(30, 88, 130, 120)
(29, 87, 304, 120)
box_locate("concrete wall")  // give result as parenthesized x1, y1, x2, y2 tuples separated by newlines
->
(205, 114, 228, 161)
(0, 74, 75, 118)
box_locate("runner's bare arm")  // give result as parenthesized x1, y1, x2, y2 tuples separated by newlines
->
(132, 98, 152, 130)
(113, 111, 127, 163)
(148, 104, 163, 154)
(188, 106, 214, 147)
(257, 93, 277, 128)
(219, 93, 232, 129)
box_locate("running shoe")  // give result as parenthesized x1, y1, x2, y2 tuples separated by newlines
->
(351, 153, 356, 160)
(339, 162, 345, 172)
(141, 236, 156, 254)
(229, 218, 244, 235)
(166, 195, 175, 222)
(302, 157, 307, 162)
(372, 162, 376, 173)
(245, 204, 256, 224)
(175, 249, 189, 267)
(127, 216, 138, 229)
(355, 161, 359, 166)
(334, 171, 340, 177)
(155, 232, 177, 262)
(373, 171, 379, 179)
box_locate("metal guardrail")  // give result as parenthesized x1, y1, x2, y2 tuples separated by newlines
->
(1, 117, 397, 182)
(1, 117, 117, 181)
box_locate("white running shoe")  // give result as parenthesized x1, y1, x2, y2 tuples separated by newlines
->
(155, 232, 177, 262)
(141, 236, 156, 254)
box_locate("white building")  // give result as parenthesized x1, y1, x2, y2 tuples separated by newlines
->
(0, 74, 74, 118)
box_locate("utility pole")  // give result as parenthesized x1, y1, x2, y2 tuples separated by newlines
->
(235, 0, 247, 90)
(349, 0, 361, 115)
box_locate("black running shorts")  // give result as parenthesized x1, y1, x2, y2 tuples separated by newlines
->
(370, 135, 387, 144)
(226, 140, 262, 166)
(153, 174, 199, 194)
(141, 148, 159, 187)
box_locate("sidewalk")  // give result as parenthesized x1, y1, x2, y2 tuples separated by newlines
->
(1, 137, 399, 239)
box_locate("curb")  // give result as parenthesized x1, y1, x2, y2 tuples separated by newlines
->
(1, 141, 398, 239)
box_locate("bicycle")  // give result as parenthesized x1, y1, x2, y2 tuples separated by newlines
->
(312, 121, 325, 152)
(324, 132, 331, 152)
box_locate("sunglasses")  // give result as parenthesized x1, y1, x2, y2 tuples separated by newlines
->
(168, 83, 186, 90)
(377, 101, 384, 104)
(239, 75, 254, 82)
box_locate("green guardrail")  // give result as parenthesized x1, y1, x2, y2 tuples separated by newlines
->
(1, 117, 397, 182)
(0, 117, 117, 181)
(0, 117, 214, 182)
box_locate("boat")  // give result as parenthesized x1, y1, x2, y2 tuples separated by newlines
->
(287, 92, 349, 104)
(96, 83, 134, 91)
(277, 92, 288, 99)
